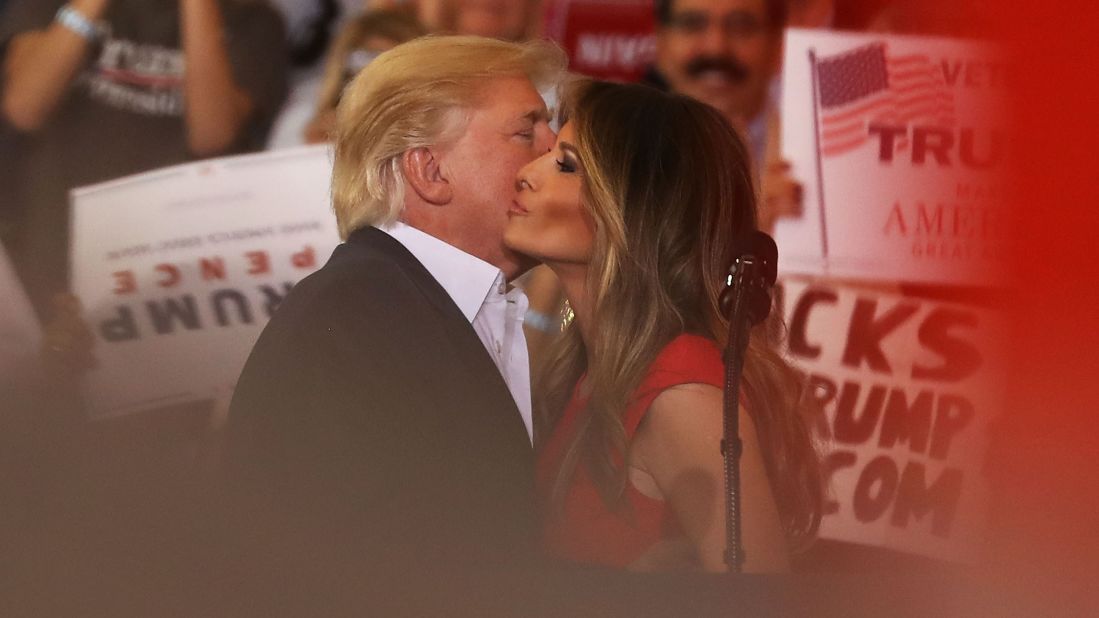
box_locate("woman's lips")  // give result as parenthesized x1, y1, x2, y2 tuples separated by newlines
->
(508, 199, 529, 216)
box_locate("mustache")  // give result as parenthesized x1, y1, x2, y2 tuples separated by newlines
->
(684, 56, 749, 82)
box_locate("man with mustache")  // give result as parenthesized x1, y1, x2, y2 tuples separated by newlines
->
(647, 0, 800, 231)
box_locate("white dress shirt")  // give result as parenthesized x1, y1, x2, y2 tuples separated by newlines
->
(378, 222, 533, 444)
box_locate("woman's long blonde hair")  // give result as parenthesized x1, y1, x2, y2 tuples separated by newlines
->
(537, 80, 822, 550)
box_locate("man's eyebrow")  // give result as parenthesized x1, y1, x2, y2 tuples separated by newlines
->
(520, 108, 551, 124)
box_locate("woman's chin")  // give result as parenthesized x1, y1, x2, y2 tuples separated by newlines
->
(502, 228, 528, 255)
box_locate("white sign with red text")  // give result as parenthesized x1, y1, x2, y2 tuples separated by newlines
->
(777, 29, 1008, 285)
(779, 277, 1005, 562)
(71, 146, 339, 419)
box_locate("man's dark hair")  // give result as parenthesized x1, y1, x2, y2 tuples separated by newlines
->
(654, 0, 788, 31)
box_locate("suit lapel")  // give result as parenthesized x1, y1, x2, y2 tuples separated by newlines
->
(348, 228, 530, 448)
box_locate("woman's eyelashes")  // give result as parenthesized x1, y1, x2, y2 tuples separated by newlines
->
(555, 152, 578, 173)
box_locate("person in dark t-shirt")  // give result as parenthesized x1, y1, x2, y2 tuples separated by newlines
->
(0, 0, 287, 318)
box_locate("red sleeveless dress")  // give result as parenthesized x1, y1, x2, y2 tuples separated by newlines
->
(536, 334, 725, 567)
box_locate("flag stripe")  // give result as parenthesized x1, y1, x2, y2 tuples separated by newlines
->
(892, 91, 951, 111)
(822, 97, 951, 132)
(822, 111, 905, 149)
(821, 123, 865, 140)
(822, 135, 871, 156)
(891, 68, 940, 82)
(821, 95, 894, 124)
(891, 79, 947, 97)
(824, 112, 900, 134)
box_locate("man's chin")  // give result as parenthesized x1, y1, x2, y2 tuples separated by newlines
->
(676, 85, 749, 122)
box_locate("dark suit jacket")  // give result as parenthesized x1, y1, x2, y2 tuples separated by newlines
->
(222, 227, 536, 585)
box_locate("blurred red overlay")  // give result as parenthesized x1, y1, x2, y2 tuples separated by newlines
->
(986, 0, 1098, 609)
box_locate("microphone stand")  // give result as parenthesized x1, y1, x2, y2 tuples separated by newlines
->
(720, 233, 777, 573)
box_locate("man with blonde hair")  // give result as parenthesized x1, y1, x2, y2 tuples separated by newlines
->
(224, 35, 565, 603)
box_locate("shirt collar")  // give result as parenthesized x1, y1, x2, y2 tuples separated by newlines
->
(377, 221, 502, 323)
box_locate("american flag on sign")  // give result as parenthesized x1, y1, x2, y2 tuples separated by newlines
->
(814, 43, 955, 157)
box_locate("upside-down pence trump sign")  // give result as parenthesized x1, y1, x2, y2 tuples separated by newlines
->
(776, 29, 1009, 285)
(70, 146, 339, 419)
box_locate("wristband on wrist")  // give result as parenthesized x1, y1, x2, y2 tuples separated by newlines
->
(55, 5, 104, 42)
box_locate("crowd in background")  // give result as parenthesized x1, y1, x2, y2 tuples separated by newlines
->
(0, 0, 1005, 612)
(0, 0, 984, 318)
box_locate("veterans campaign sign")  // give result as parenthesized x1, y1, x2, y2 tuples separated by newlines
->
(71, 146, 338, 419)
(777, 29, 1009, 285)
(0, 241, 41, 382)
(543, 0, 656, 82)
(778, 278, 1005, 562)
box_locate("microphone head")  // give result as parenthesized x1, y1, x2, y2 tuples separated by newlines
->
(720, 231, 778, 323)
(730, 231, 778, 287)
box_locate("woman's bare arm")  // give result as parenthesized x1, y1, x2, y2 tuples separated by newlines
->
(632, 383, 789, 572)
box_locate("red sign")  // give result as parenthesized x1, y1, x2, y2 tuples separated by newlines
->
(543, 0, 656, 82)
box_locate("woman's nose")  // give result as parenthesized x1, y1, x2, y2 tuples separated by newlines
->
(516, 162, 536, 192)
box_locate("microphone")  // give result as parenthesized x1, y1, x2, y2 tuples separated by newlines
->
(717, 230, 778, 573)
(719, 231, 778, 325)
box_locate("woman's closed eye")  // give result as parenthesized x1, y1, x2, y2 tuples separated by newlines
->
(557, 141, 582, 174)
(556, 155, 578, 173)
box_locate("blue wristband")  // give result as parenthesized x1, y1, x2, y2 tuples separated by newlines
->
(55, 6, 102, 42)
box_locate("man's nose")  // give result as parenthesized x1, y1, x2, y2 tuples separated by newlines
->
(699, 22, 732, 56)
(534, 124, 555, 154)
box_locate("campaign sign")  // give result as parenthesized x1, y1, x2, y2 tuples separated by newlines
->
(0, 241, 41, 383)
(778, 278, 1005, 562)
(543, 0, 656, 82)
(777, 29, 1009, 285)
(70, 146, 339, 419)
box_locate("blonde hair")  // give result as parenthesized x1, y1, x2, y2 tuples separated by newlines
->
(331, 35, 567, 239)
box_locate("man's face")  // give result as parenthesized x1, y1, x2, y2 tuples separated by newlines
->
(655, 0, 782, 125)
(437, 76, 554, 279)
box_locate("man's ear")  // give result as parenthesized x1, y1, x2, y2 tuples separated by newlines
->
(401, 147, 453, 205)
